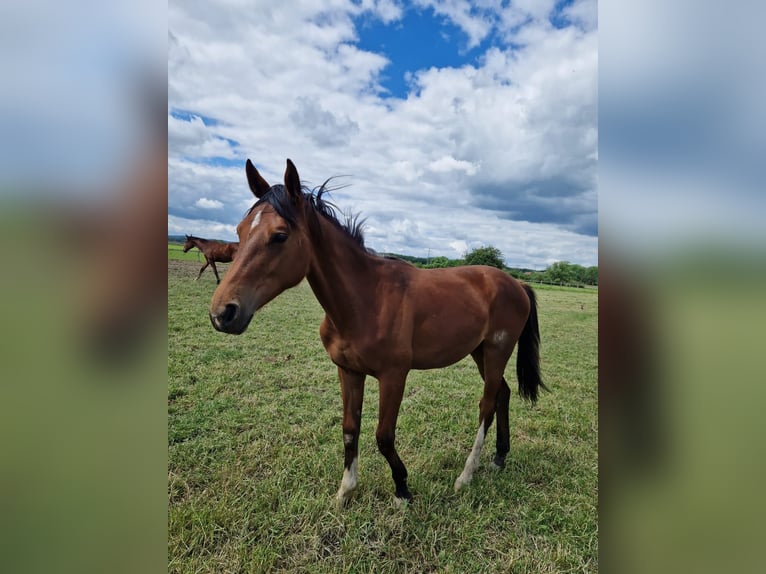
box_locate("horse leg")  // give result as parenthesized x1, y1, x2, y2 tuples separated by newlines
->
(336, 367, 366, 506)
(210, 261, 221, 284)
(455, 344, 510, 491)
(376, 370, 412, 503)
(493, 378, 512, 469)
(470, 347, 510, 469)
(196, 260, 209, 280)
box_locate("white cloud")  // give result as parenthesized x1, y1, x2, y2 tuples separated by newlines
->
(195, 197, 223, 209)
(562, 0, 598, 32)
(448, 239, 468, 256)
(168, 214, 237, 240)
(356, 0, 404, 24)
(414, 0, 494, 48)
(428, 155, 478, 175)
(168, 113, 237, 159)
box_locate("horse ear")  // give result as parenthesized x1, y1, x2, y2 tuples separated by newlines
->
(245, 159, 271, 198)
(284, 159, 301, 200)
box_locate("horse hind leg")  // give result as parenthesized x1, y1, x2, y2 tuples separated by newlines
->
(493, 377, 511, 469)
(455, 343, 511, 491)
(210, 261, 221, 284)
(196, 260, 209, 280)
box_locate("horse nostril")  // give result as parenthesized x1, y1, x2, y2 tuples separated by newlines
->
(211, 302, 239, 331)
(220, 303, 238, 326)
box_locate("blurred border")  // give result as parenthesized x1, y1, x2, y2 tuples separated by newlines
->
(600, 1, 766, 572)
(2, 1, 765, 572)
(0, 2, 167, 573)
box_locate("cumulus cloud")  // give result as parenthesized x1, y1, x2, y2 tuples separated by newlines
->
(428, 155, 478, 175)
(414, 0, 495, 48)
(195, 197, 223, 209)
(357, 0, 405, 24)
(289, 97, 360, 147)
(168, 113, 238, 160)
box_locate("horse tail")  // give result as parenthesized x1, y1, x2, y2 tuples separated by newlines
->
(517, 283, 547, 403)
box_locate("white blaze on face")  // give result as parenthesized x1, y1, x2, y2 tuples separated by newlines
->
(249, 210, 262, 230)
(454, 419, 486, 491)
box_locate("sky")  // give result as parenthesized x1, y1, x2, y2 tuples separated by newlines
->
(168, 0, 598, 269)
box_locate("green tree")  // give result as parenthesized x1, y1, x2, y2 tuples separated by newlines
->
(546, 261, 575, 284)
(569, 263, 586, 284)
(583, 266, 598, 285)
(464, 246, 505, 269)
(425, 256, 451, 268)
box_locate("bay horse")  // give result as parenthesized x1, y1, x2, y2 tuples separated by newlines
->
(183, 235, 239, 284)
(209, 159, 545, 505)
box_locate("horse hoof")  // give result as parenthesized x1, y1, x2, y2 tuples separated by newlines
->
(336, 492, 351, 509)
(393, 495, 411, 508)
(491, 455, 506, 470)
(454, 475, 471, 492)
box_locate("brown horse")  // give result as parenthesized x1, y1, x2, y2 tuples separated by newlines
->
(183, 235, 239, 284)
(209, 159, 545, 505)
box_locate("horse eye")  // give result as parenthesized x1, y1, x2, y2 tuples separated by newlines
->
(270, 232, 288, 244)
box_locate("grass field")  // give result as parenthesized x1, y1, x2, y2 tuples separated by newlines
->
(168, 258, 598, 573)
(169, 242, 209, 262)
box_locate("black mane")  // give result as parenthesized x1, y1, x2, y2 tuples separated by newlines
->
(249, 180, 366, 248)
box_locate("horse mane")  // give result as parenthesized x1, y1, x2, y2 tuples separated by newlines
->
(250, 179, 367, 248)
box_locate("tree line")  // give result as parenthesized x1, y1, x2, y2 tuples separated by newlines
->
(386, 246, 598, 287)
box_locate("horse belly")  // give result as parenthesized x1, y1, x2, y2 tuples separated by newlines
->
(410, 323, 483, 370)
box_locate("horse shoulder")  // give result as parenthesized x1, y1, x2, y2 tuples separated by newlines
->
(319, 317, 351, 366)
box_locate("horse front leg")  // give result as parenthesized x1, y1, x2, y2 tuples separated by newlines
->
(376, 369, 412, 504)
(337, 367, 365, 506)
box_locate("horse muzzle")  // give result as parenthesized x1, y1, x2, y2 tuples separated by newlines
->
(209, 302, 252, 334)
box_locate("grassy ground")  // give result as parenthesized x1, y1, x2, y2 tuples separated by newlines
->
(169, 242, 206, 262)
(168, 259, 597, 573)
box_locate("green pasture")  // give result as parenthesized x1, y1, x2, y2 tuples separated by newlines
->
(168, 259, 597, 573)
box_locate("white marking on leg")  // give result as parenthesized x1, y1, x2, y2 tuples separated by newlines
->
(492, 330, 508, 346)
(455, 420, 485, 491)
(249, 210, 262, 230)
(336, 457, 358, 503)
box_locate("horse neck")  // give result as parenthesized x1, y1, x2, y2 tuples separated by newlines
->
(305, 215, 379, 334)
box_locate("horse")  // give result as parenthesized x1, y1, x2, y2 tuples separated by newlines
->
(209, 159, 545, 505)
(183, 235, 239, 284)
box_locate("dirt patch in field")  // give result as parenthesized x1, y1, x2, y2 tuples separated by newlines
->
(168, 259, 231, 281)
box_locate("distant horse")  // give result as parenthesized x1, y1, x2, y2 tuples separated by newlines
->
(209, 159, 545, 505)
(183, 235, 239, 284)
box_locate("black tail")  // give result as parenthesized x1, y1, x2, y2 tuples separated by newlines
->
(517, 284, 547, 403)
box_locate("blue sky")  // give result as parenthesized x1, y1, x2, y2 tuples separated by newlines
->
(354, 8, 485, 98)
(168, 1, 598, 268)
